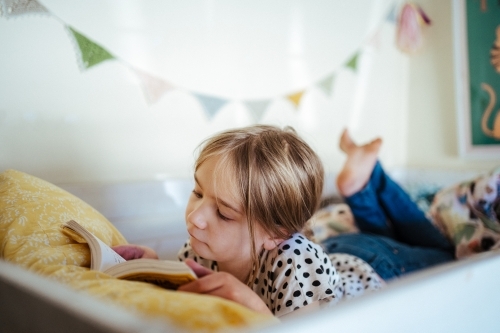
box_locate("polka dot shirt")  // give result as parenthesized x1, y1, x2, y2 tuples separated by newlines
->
(328, 253, 385, 301)
(178, 233, 384, 317)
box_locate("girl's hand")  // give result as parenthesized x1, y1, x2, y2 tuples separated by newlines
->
(179, 259, 272, 316)
(112, 244, 159, 260)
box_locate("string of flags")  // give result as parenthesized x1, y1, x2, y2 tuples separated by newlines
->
(1, 0, 413, 122)
(395, 3, 431, 54)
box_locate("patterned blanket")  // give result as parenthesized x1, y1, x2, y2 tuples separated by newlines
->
(310, 167, 500, 259)
(429, 167, 500, 258)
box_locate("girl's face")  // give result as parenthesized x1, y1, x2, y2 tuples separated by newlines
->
(185, 156, 271, 268)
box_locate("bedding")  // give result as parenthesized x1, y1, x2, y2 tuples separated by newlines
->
(310, 167, 500, 259)
(0, 169, 278, 332)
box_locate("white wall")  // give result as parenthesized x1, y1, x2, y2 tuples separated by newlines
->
(0, 0, 496, 185)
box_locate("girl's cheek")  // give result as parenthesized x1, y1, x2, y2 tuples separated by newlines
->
(185, 200, 196, 222)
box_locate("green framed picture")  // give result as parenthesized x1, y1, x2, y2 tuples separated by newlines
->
(454, 0, 500, 158)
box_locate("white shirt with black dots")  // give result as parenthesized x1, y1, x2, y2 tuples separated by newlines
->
(328, 253, 385, 300)
(178, 233, 384, 317)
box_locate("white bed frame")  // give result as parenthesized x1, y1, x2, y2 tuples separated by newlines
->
(2, 250, 500, 332)
(2, 168, 498, 332)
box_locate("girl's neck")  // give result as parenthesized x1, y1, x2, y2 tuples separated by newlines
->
(217, 260, 252, 284)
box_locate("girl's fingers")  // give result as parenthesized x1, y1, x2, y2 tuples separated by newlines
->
(184, 258, 213, 278)
(140, 245, 159, 259)
(178, 273, 272, 315)
(178, 272, 225, 293)
(112, 245, 145, 260)
(111, 244, 158, 260)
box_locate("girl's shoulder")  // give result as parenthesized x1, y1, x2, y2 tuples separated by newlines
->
(277, 233, 327, 258)
(254, 233, 338, 316)
(272, 232, 335, 277)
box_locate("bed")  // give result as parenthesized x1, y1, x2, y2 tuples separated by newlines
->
(1, 168, 500, 332)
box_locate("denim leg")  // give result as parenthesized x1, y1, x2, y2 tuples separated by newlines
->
(343, 165, 396, 238)
(370, 162, 453, 251)
(345, 162, 453, 251)
(322, 234, 455, 281)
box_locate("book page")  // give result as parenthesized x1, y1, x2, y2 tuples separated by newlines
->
(94, 236, 126, 271)
(63, 220, 126, 271)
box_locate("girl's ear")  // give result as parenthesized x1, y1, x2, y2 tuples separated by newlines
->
(263, 236, 285, 251)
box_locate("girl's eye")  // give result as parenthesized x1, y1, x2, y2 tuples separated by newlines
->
(192, 190, 202, 198)
(217, 210, 231, 221)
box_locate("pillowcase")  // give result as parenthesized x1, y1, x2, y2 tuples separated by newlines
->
(0, 169, 277, 331)
(307, 203, 358, 243)
(429, 167, 500, 258)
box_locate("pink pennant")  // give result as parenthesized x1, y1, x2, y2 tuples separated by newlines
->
(396, 3, 431, 54)
(131, 67, 174, 105)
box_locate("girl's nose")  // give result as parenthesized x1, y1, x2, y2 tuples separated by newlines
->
(187, 205, 208, 229)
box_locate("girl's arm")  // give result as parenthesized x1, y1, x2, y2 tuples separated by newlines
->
(112, 244, 159, 260)
(179, 259, 272, 316)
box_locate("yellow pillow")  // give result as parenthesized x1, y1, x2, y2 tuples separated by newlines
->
(0, 169, 277, 331)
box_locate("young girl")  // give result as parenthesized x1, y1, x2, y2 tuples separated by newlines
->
(114, 125, 496, 317)
(113, 125, 383, 318)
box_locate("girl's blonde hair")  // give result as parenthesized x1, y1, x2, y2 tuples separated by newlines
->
(195, 125, 324, 285)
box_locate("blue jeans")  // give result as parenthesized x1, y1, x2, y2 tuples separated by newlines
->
(322, 162, 455, 281)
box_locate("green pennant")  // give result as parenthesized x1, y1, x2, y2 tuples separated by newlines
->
(244, 99, 271, 123)
(317, 73, 335, 96)
(345, 52, 360, 72)
(68, 27, 114, 69)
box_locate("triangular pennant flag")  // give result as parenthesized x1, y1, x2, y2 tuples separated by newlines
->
(386, 3, 398, 23)
(286, 90, 305, 109)
(316, 73, 336, 96)
(367, 27, 382, 50)
(243, 99, 271, 123)
(396, 3, 430, 54)
(0, 0, 48, 17)
(194, 93, 228, 120)
(130, 67, 174, 105)
(345, 52, 360, 72)
(67, 26, 114, 69)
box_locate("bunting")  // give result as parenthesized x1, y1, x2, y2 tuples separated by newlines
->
(1, 1, 398, 121)
(345, 52, 360, 72)
(396, 3, 431, 54)
(243, 100, 272, 123)
(286, 91, 306, 109)
(193, 93, 228, 120)
(367, 27, 383, 50)
(316, 73, 336, 96)
(386, 3, 399, 23)
(67, 27, 114, 69)
(130, 67, 174, 105)
(0, 0, 48, 18)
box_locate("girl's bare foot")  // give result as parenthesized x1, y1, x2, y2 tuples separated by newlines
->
(336, 129, 382, 197)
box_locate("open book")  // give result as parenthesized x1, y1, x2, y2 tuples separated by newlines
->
(62, 220, 197, 289)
